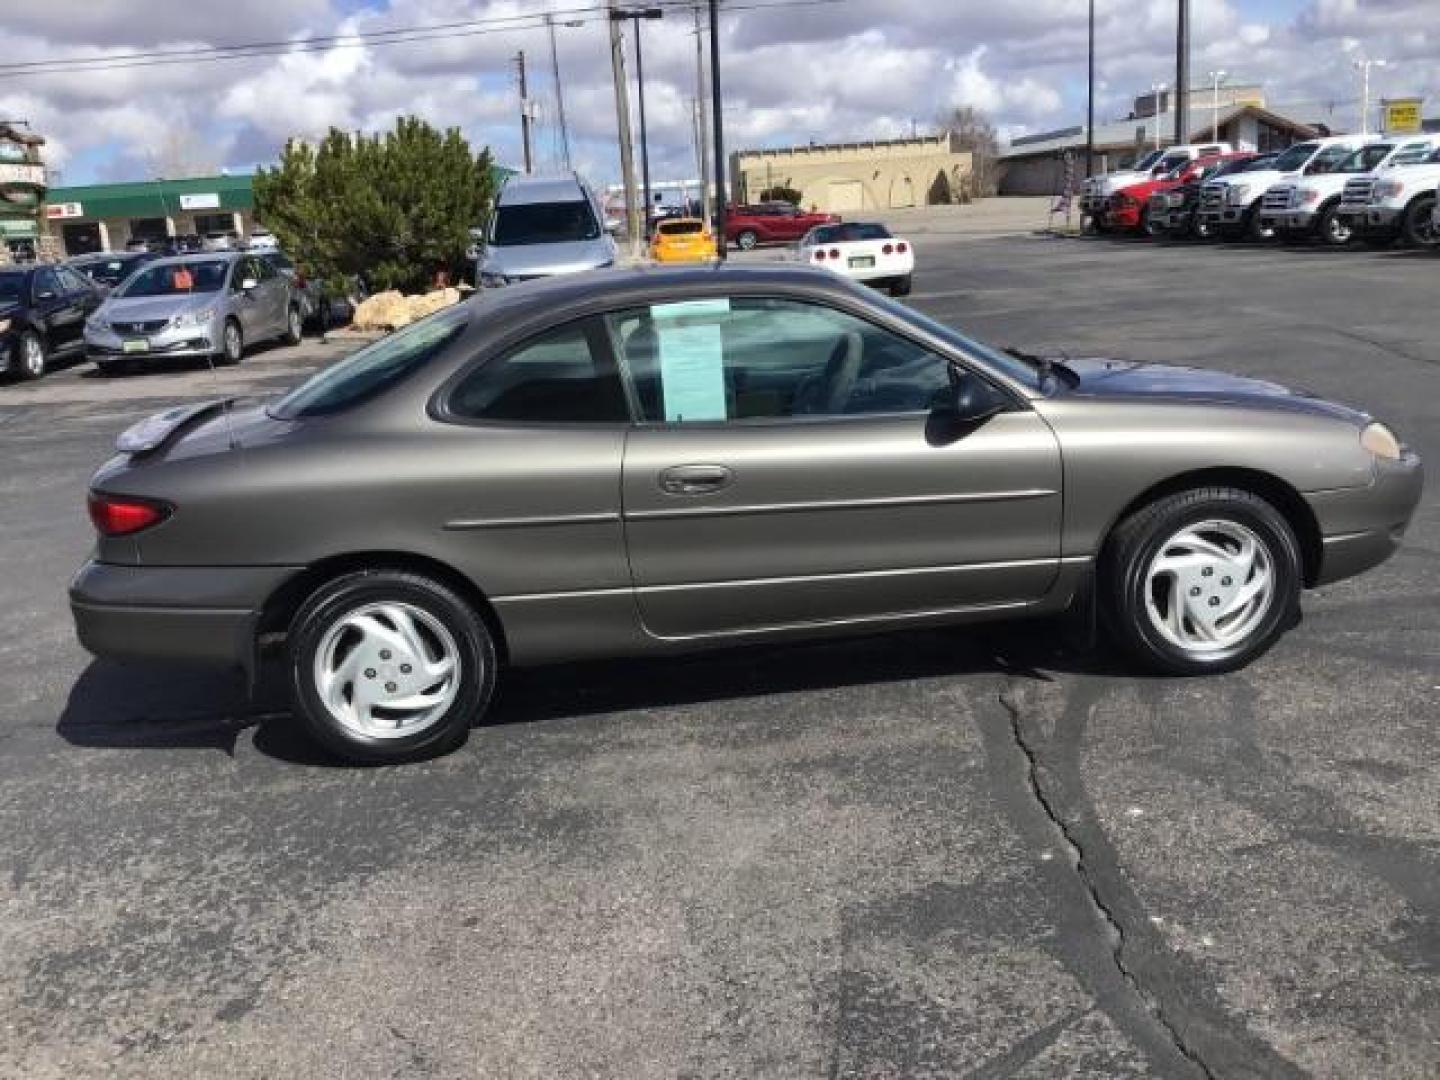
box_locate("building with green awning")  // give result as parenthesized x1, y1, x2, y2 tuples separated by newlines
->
(43, 173, 257, 255)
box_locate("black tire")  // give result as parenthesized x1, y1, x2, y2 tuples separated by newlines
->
(1100, 487, 1301, 676)
(288, 570, 497, 764)
(217, 318, 243, 366)
(1316, 203, 1352, 247)
(283, 304, 303, 346)
(1192, 215, 1216, 240)
(735, 229, 759, 251)
(15, 330, 46, 380)
(1142, 208, 1165, 238)
(889, 274, 913, 297)
(1245, 207, 1276, 242)
(1400, 194, 1438, 248)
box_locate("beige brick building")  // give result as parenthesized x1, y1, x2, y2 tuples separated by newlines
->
(730, 133, 973, 213)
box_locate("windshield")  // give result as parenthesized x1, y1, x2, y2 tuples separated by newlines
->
(0, 273, 23, 303)
(1238, 155, 1278, 173)
(1339, 145, 1393, 172)
(270, 304, 470, 418)
(492, 201, 600, 246)
(117, 260, 228, 297)
(84, 258, 144, 287)
(1271, 143, 1318, 172)
(1305, 145, 1353, 175)
(1156, 152, 1189, 173)
(1132, 149, 1164, 171)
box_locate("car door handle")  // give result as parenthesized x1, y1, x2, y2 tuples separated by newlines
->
(658, 464, 733, 496)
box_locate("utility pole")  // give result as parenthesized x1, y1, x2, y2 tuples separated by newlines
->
(709, 0, 727, 259)
(1084, 0, 1094, 178)
(693, 7, 712, 226)
(514, 51, 533, 174)
(1174, 0, 1189, 145)
(606, 4, 640, 257)
(545, 15, 572, 171)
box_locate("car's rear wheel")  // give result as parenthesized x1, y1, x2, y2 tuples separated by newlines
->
(283, 304, 303, 345)
(889, 274, 913, 297)
(218, 318, 243, 366)
(1246, 207, 1276, 242)
(16, 331, 46, 380)
(288, 570, 497, 764)
(735, 229, 758, 251)
(1142, 208, 1165, 238)
(1102, 487, 1301, 675)
(1192, 216, 1215, 240)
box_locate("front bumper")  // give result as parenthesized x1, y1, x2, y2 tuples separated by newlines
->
(70, 561, 301, 670)
(1197, 206, 1249, 227)
(86, 323, 217, 361)
(1305, 452, 1425, 587)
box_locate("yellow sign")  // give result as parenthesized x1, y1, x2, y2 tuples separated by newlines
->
(1384, 99, 1423, 134)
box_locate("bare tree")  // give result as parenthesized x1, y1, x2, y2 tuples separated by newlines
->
(938, 105, 1000, 201)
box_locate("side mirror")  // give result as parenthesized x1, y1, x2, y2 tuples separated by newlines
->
(930, 367, 1007, 428)
(240, 277, 259, 291)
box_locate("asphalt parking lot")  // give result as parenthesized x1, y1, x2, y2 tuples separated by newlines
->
(2, 229, 1437, 1078)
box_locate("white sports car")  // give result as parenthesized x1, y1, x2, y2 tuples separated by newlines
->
(795, 222, 914, 296)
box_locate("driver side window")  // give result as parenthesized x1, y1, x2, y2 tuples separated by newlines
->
(607, 297, 957, 423)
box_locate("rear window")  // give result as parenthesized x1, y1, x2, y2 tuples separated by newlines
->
(658, 220, 704, 235)
(492, 200, 600, 245)
(811, 222, 891, 244)
(270, 305, 470, 418)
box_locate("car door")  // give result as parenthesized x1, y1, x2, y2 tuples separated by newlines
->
(612, 295, 1064, 640)
(57, 266, 101, 329)
(229, 257, 263, 339)
(31, 267, 83, 354)
(252, 254, 287, 333)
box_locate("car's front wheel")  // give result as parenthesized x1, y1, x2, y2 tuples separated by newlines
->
(735, 229, 759, 251)
(1102, 487, 1301, 675)
(218, 318, 243, 366)
(288, 570, 497, 763)
(15, 330, 46, 380)
(283, 304, 303, 345)
(1317, 204, 1352, 247)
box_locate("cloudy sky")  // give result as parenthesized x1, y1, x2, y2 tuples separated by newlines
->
(1, 0, 1435, 188)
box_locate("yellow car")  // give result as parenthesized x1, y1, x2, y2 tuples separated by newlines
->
(649, 217, 716, 263)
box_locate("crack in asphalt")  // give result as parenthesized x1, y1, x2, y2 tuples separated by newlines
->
(996, 675, 1220, 1080)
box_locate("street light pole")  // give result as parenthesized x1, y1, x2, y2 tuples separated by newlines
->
(1151, 82, 1167, 152)
(709, 0, 727, 259)
(1353, 58, 1387, 136)
(1085, 0, 1094, 179)
(1174, 0, 1189, 145)
(610, 8, 664, 243)
(1207, 69, 1226, 142)
(693, 6, 712, 226)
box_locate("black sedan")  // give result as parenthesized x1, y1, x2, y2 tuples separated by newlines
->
(0, 263, 103, 381)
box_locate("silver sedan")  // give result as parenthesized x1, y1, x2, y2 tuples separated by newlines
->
(70, 265, 1423, 763)
(84, 252, 302, 373)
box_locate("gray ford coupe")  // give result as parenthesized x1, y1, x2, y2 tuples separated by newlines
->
(70, 265, 1422, 762)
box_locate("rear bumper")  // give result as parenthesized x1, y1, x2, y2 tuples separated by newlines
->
(1305, 452, 1424, 586)
(69, 561, 301, 669)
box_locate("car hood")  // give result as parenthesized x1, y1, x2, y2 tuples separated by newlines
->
(1209, 169, 1293, 192)
(103, 293, 222, 321)
(1090, 171, 1149, 194)
(1059, 357, 1369, 424)
(481, 239, 615, 278)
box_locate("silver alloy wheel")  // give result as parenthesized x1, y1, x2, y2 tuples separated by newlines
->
(1325, 212, 1351, 244)
(224, 322, 242, 360)
(1143, 519, 1276, 655)
(22, 334, 44, 377)
(313, 601, 462, 739)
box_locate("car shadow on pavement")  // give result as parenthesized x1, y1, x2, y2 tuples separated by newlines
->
(56, 622, 1125, 766)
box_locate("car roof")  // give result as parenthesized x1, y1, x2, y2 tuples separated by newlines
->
(140, 252, 243, 269)
(497, 174, 588, 205)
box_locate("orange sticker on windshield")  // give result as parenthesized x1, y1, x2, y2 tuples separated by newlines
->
(173, 268, 194, 290)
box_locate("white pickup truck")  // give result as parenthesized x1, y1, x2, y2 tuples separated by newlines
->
(1079, 142, 1231, 225)
(1259, 135, 1440, 245)
(1336, 141, 1440, 247)
(1195, 135, 1364, 240)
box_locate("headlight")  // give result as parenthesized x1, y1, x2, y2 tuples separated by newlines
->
(170, 306, 216, 328)
(0, 317, 11, 334)
(1360, 422, 1403, 461)
(1374, 180, 1405, 199)
(1299, 188, 1321, 205)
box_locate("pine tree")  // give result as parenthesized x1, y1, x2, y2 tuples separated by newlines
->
(254, 117, 497, 294)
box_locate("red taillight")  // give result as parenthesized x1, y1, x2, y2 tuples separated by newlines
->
(88, 492, 170, 537)
(814, 249, 826, 260)
(896, 241, 908, 253)
(829, 248, 840, 259)
(882, 243, 894, 255)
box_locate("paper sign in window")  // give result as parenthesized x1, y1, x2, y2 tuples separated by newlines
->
(653, 300, 729, 422)
(172, 268, 194, 290)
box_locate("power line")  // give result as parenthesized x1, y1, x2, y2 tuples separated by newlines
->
(0, 0, 846, 79)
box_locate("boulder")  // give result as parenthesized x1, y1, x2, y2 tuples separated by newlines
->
(351, 290, 410, 331)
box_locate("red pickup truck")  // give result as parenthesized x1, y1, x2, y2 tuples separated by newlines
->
(1103, 153, 1256, 235)
(725, 202, 839, 250)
